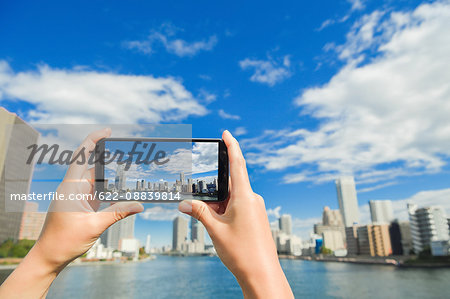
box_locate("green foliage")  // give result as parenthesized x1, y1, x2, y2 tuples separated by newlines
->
(320, 246, 333, 255)
(418, 245, 432, 259)
(0, 239, 36, 258)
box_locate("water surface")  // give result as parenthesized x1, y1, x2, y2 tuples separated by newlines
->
(1, 256, 449, 298)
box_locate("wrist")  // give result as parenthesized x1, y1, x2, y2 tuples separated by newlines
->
(0, 243, 61, 298)
(32, 240, 71, 274)
(235, 254, 293, 299)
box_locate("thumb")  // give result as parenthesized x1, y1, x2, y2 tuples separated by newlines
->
(98, 202, 144, 230)
(178, 200, 217, 229)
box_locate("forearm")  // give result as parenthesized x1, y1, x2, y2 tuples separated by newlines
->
(0, 244, 61, 299)
(236, 256, 294, 299)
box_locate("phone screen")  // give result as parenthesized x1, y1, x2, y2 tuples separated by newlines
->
(95, 139, 228, 202)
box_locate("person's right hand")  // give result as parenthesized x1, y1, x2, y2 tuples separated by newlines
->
(178, 130, 293, 299)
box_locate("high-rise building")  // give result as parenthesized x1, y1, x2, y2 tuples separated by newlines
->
(0, 108, 39, 243)
(191, 218, 205, 247)
(357, 224, 392, 257)
(322, 230, 345, 251)
(172, 216, 188, 251)
(322, 206, 344, 227)
(345, 226, 359, 255)
(279, 214, 292, 235)
(105, 214, 136, 250)
(369, 200, 394, 224)
(19, 202, 46, 240)
(315, 206, 346, 252)
(145, 234, 151, 254)
(389, 220, 412, 255)
(198, 180, 204, 193)
(187, 178, 193, 193)
(115, 164, 126, 191)
(399, 221, 413, 255)
(335, 177, 359, 227)
(276, 232, 291, 254)
(389, 221, 403, 255)
(180, 172, 185, 185)
(408, 204, 449, 254)
(286, 235, 302, 256)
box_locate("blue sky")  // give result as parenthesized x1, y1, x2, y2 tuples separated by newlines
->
(1, 0, 450, 246)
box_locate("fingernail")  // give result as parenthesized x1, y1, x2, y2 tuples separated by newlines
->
(178, 200, 192, 214)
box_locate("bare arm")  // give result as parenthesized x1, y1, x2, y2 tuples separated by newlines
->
(178, 130, 294, 299)
(0, 128, 143, 298)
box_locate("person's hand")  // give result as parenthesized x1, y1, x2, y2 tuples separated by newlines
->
(178, 130, 294, 299)
(0, 128, 143, 299)
(36, 128, 143, 269)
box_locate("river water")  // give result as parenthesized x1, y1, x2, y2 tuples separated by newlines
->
(1, 255, 449, 298)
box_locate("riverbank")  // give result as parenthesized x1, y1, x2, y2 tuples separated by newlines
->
(162, 252, 215, 257)
(278, 254, 450, 268)
(0, 255, 155, 270)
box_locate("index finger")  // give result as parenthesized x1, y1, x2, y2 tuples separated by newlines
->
(65, 128, 111, 181)
(222, 130, 252, 195)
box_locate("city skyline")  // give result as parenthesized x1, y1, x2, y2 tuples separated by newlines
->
(104, 141, 219, 192)
(1, 0, 450, 248)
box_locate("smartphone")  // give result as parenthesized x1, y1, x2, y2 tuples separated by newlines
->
(95, 138, 228, 202)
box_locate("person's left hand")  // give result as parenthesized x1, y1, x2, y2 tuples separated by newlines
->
(0, 128, 143, 299)
(35, 128, 144, 270)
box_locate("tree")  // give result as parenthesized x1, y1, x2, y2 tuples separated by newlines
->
(0, 239, 36, 258)
(320, 246, 333, 255)
(418, 245, 432, 259)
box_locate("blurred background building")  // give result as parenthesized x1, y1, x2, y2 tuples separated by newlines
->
(0, 108, 40, 243)
(335, 177, 359, 227)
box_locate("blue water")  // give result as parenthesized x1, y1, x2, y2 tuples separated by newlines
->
(2, 256, 450, 298)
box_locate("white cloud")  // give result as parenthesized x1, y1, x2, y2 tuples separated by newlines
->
(198, 89, 217, 103)
(234, 127, 247, 137)
(267, 206, 282, 218)
(140, 205, 182, 221)
(316, 0, 362, 31)
(348, 0, 365, 11)
(239, 55, 292, 86)
(245, 1, 450, 186)
(0, 61, 207, 124)
(329, 10, 385, 61)
(158, 142, 218, 175)
(162, 35, 217, 57)
(192, 142, 218, 174)
(198, 74, 212, 81)
(124, 24, 217, 57)
(317, 19, 336, 31)
(218, 109, 240, 120)
(124, 40, 152, 54)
